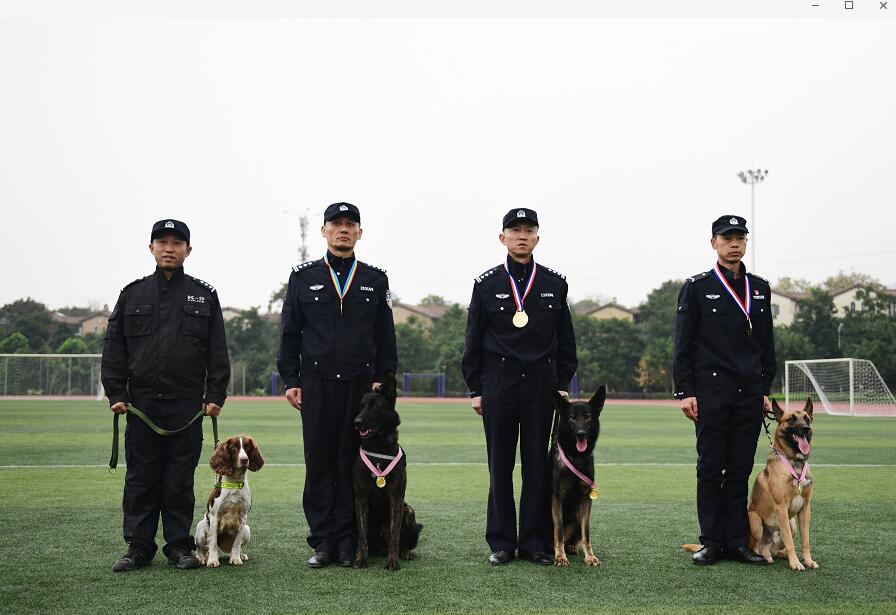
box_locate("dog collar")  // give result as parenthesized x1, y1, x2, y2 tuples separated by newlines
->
(359, 445, 403, 489)
(220, 481, 244, 489)
(556, 445, 599, 500)
(360, 448, 398, 461)
(771, 446, 810, 494)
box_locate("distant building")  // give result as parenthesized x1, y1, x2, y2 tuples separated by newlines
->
(583, 303, 637, 322)
(770, 289, 804, 327)
(221, 307, 246, 322)
(392, 302, 449, 326)
(52, 311, 111, 337)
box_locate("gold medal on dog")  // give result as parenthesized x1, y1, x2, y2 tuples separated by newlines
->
(589, 487, 599, 501)
(376, 476, 386, 488)
(512, 310, 529, 328)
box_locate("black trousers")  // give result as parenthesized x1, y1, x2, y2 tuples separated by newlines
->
(481, 369, 554, 556)
(299, 376, 364, 555)
(123, 398, 204, 558)
(694, 388, 763, 549)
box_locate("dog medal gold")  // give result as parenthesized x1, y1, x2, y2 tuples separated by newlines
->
(376, 476, 386, 488)
(589, 487, 599, 500)
(504, 257, 537, 329)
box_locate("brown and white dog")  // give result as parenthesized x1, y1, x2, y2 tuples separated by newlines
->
(196, 436, 264, 567)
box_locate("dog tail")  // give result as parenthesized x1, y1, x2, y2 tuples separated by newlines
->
(681, 543, 703, 553)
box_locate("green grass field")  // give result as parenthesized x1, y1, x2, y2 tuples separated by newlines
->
(2, 399, 895, 615)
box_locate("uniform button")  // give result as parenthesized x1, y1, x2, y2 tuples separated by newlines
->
(712, 372, 717, 377)
(336, 374, 341, 379)
(314, 361, 318, 366)
(314, 297, 319, 301)
(194, 310, 199, 314)
(521, 373, 526, 378)
(761, 308, 764, 312)
(549, 304, 553, 308)
(500, 306, 504, 311)
(366, 298, 370, 302)
(738, 388, 742, 392)
(712, 308, 717, 313)
(501, 357, 506, 362)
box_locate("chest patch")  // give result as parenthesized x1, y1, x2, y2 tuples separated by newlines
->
(540, 292, 554, 298)
(705, 294, 720, 300)
(186, 295, 206, 303)
(360, 286, 374, 292)
(495, 293, 510, 299)
(309, 284, 324, 291)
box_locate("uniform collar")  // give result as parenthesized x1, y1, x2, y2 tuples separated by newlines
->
(154, 266, 184, 284)
(716, 261, 746, 281)
(506, 255, 533, 279)
(326, 250, 356, 271)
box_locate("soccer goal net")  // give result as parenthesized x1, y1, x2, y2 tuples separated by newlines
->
(0, 354, 103, 398)
(785, 358, 896, 417)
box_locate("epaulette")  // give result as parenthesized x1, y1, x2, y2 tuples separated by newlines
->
(364, 262, 387, 275)
(291, 259, 317, 273)
(540, 265, 566, 280)
(747, 272, 769, 284)
(121, 277, 145, 292)
(686, 271, 710, 283)
(475, 266, 500, 283)
(190, 275, 216, 293)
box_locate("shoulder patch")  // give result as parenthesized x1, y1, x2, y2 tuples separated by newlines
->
(539, 265, 566, 280)
(291, 259, 318, 273)
(121, 277, 145, 292)
(190, 276, 216, 293)
(686, 271, 710, 283)
(747, 272, 769, 284)
(362, 262, 387, 275)
(474, 266, 500, 284)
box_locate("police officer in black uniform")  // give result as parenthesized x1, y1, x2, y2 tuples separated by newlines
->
(673, 215, 776, 566)
(462, 208, 578, 566)
(277, 202, 398, 568)
(102, 219, 230, 572)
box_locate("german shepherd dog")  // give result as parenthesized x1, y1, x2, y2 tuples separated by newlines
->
(747, 398, 818, 570)
(352, 374, 422, 571)
(550, 386, 606, 567)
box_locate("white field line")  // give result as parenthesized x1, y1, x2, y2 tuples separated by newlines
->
(1, 462, 894, 469)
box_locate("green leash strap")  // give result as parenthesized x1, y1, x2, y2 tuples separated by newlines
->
(109, 405, 217, 472)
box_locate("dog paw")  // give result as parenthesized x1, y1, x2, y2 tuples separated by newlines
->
(385, 560, 401, 572)
(584, 555, 600, 567)
(353, 559, 368, 569)
(789, 559, 805, 571)
(197, 555, 207, 565)
(554, 556, 570, 567)
(206, 559, 220, 568)
(240, 553, 249, 561)
(229, 555, 243, 565)
(803, 559, 818, 569)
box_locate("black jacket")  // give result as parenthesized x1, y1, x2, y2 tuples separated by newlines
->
(462, 257, 578, 397)
(101, 267, 231, 407)
(672, 263, 776, 399)
(277, 253, 398, 387)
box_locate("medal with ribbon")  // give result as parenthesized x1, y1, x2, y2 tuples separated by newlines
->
(504, 257, 537, 328)
(712, 262, 752, 336)
(359, 446, 404, 488)
(556, 445, 599, 500)
(325, 253, 358, 315)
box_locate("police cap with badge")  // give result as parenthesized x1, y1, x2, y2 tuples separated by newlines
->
(324, 202, 361, 224)
(711, 215, 748, 236)
(502, 208, 539, 230)
(150, 219, 191, 244)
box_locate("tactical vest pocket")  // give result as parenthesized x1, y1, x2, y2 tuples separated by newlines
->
(123, 304, 152, 336)
(182, 303, 211, 338)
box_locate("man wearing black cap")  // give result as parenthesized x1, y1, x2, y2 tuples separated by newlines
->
(102, 219, 230, 572)
(673, 215, 776, 566)
(278, 202, 398, 568)
(462, 208, 578, 566)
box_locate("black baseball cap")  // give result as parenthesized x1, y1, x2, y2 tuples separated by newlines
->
(502, 208, 539, 229)
(712, 215, 749, 236)
(324, 202, 361, 224)
(150, 219, 190, 244)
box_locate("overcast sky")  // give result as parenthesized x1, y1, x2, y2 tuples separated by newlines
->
(1, 18, 894, 312)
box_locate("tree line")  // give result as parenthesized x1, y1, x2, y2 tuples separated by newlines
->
(1, 270, 893, 396)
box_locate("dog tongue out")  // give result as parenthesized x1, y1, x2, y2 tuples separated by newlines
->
(794, 435, 811, 455)
(576, 438, 587, 453)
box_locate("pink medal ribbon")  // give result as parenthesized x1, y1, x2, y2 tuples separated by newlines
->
(771, 446, 810, 494)
(556, 445, 599, 500)
(359, 446, 404, 488)
(712, 262, 752, 335)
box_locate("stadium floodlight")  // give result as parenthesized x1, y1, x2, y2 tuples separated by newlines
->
(785, 358, 896, 417)
(736, 168, 769, 272)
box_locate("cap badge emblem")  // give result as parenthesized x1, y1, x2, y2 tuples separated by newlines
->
(730, 217, 738, 225)
(516, 210, 526, 218)
(310, 284, 324, 290)
(339, 205, 349, 211)
(165, 221, 175, 228)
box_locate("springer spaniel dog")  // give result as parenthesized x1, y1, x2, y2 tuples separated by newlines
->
(196, 436, 264, 567)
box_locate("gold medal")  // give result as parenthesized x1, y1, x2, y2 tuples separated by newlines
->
(589, 488, 599, 500)
(376, 476, 386, 488)
(512, 310, 529, 328)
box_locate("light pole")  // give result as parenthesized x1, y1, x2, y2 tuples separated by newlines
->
(736, 168, 768, 272)
(282, 209, 310, 263)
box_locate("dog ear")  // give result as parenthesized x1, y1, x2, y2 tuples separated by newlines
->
(804, 397, 814, 418)
(209, 440, 233, 477)
(380, 373, 397, 405)
(771, 398, 784, 422)
(553, 390, 570, 412)
(245, 437, 264, 472)
(588, 386, 607, 417)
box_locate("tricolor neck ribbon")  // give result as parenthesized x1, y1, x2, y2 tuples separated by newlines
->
(771, 446, 810, 493)
(712, 262, 751, 328)
(504, 257, 537, 312)
(556, 445, 597, 493)
(359, 445, 403, 486)
(325, 253, 358, 309)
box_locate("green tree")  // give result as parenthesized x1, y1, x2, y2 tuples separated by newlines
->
(822, 271, 879, 293)
(637, 337, 675, 393)
(774, 276, 814, 295)
(0, 332, 31, 354)
(771, 326, 814, 392)
(573, 315, 643, 394)
(225, 308, 279, 395)
(395, 316, 436, 393)
(0, 298, 71, 352)
(841, 307, 896, 389)
(636, 279, 684, 342)
(57, 337, 90, 354)
(419, 295, 447, 307)
(428, 304, 468, 395)
(792, 288, 839, 359)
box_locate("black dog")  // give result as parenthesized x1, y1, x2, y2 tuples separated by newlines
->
(352, 374, 422, 571)
(550, 386, 606, 567)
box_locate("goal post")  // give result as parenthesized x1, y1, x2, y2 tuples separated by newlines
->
(0, 354, 103, 399)
(784, 358, 896, 417)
